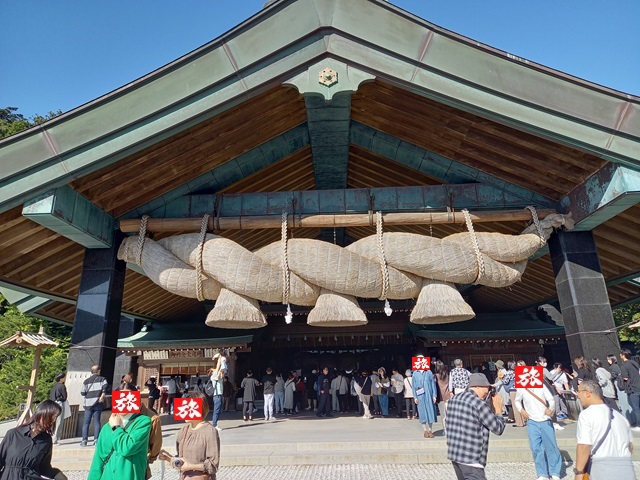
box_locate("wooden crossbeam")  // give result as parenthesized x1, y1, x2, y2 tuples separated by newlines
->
(120, 208, 557, 233)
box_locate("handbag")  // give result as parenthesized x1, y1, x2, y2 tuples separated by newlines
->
(582, 407, 614, 480)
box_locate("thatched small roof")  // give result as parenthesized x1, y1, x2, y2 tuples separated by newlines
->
(0, 329, 58, 348)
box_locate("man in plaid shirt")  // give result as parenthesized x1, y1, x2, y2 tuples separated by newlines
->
(446, 373, 506, 479)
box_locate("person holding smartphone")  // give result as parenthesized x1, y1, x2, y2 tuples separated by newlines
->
(160, 392, 220, 480)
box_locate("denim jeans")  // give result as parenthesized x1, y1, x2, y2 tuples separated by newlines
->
(628, 392, 640, 426)
(379, 394, 389, 416)
(275, 391, 285, 413)
(405, 398, 416, 418)
(210, 395, 223, 427)
(82, 402, 103, 442)
(526, 419, 562, 478)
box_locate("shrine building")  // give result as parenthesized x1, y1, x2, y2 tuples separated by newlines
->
(1, 0, 639, 396)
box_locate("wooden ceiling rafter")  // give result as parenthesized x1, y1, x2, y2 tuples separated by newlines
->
(217, 146, 314, 195)
(358, 80, 605, 169)
(1, 237, 82, 278)
(348, 145, 442, 188)
(71, 87, 307, 217)
(70, 87, 301, 194)
(351, 81, 607, 200)
(24, 250, 84, 284)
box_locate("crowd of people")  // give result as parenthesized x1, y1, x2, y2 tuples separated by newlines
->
(1, 349, 638, 480)
(0, 359, 226, 480)
(440, 352, 638, 480)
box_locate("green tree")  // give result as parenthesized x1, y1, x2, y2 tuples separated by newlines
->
(0, 106, 62, 139)
(614, 302, 640, 345)
(0, 295, 71, 420)
(0, 104, 66, 419)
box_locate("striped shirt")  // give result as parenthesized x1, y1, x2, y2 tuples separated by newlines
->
(80, 374, 108, 408)
(446, 390, 505, 467)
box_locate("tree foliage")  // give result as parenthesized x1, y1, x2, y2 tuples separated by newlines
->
(0, 106, 62, 139)
(0, 295, 71, 421)
(614, 302, 640, 345)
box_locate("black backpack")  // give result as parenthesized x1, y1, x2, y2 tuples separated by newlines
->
(204, 378, 216, 397)
(149, 385, 160, 399)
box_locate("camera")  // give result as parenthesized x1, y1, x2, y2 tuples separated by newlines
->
(172, 457, 184, 468)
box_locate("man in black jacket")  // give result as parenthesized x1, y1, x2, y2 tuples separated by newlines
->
(619, 349, 640, 431)
(316, 367, 332, 418)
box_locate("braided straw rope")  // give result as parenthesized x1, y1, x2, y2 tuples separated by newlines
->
(118, 212, 572, 327)
(195, 214, 210, 302)
(135, 215, 150, 266)
(462, 209, 485, 285)
(376, 211, 390, 301)
(525, 206, 545, 246)
(281, 212, 291, 306)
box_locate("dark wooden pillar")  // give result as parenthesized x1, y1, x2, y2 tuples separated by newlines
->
(548, 230, 620, 365)
(66, 232, 126, 407)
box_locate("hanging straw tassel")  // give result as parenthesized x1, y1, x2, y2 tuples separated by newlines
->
(205, 288, 267, 329)
(281, 212, 293, 324)
(307, 289, 368, 327)
(410, 279, 475, 324)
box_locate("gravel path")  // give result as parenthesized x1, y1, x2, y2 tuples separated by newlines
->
(63, 461, 640, 479)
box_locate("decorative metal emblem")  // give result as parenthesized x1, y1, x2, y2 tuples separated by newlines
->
(318, 67, 338, 87)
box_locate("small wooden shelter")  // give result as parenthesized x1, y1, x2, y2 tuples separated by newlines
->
(0, 326, 58, 425)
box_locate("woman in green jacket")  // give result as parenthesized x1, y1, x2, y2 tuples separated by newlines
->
(88, 384, 152, 480)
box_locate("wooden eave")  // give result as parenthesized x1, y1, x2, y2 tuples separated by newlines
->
(1, 0, 640, 322)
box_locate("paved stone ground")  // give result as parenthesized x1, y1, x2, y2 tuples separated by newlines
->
(62, 462, 640, 480)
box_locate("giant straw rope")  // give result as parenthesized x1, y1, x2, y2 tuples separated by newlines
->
(117, 209, 573, 329)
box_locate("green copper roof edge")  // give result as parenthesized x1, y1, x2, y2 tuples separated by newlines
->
(117, 334, 255, 349)
(3, 0, 635, 151)
(2, 0, 639, 213)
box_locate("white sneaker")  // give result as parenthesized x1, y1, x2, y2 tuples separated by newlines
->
(271, 417, 277, 421)
(551, 476, 561, 480)
(215, 426, 222, 433)
(553, 423, 564, 431)
(632, 426, 640, 432)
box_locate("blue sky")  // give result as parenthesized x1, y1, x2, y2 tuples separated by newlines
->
(2, 0, 639, 119)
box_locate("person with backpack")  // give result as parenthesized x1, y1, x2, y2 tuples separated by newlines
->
(593, 358, 620, 412)
(261, 367, 277, 421)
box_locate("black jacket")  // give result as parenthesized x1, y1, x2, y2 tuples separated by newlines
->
(620, 360, 640, 394)
(0, 425, 60, 480)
